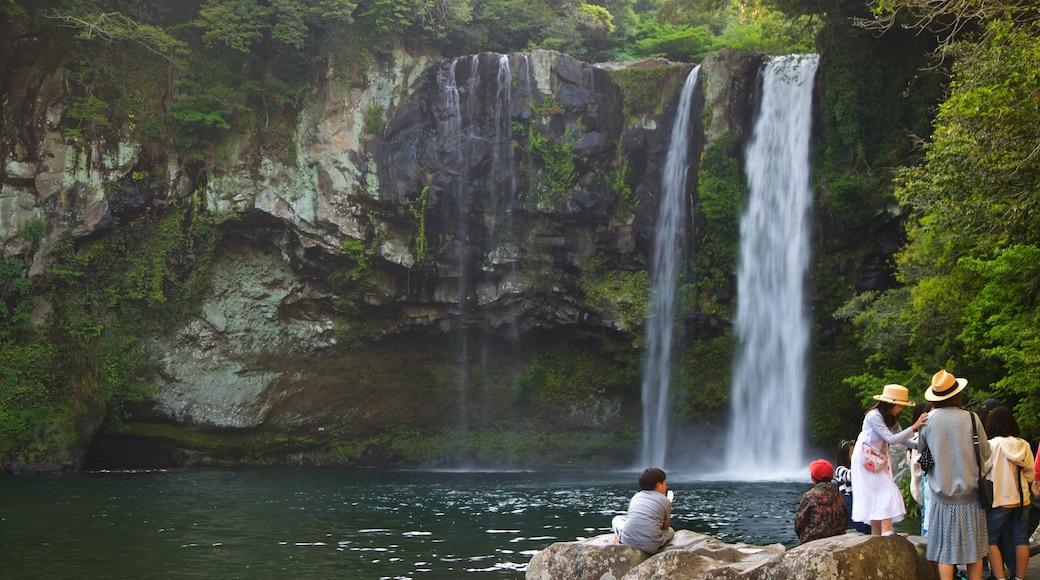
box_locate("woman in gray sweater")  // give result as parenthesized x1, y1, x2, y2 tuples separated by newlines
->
(919, 370, 991, 580)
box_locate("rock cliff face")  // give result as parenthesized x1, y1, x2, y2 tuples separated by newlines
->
(2, 32, 769, 468)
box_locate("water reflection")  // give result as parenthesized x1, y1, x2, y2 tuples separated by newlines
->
(0, 469, 896, 578)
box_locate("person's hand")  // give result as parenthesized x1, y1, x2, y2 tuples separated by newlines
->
(913, 411, 928, 431)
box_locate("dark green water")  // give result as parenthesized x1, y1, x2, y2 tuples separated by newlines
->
(0, 469, 827, 579)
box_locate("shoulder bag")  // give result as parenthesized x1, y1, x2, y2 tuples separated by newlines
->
(918, 432, 934, 473)
(862, 443, 889, 473)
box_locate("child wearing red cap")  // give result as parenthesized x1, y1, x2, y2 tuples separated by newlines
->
(794, 459, 849, 544)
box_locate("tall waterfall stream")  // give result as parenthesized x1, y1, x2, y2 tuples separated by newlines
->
(725, 55, 820, 475)
(640, 66, 701, 468)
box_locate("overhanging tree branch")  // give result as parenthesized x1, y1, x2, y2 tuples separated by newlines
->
(44, 11, 187, 64)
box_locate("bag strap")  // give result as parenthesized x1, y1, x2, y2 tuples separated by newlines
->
(1017, 464, 1025, 512)
(970, 410, 983, 478)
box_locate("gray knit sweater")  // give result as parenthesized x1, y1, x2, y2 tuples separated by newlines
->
(919, 407, 991, 504)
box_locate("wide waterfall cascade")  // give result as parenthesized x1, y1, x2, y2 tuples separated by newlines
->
(725, 55, 819, 476)
(437, 53, 531, 454)
(640, 65, 701, 469)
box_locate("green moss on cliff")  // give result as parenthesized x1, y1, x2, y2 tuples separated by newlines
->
(606, 64, 686, 125)
(1, 197, 221, 471)
(694, 132, 745, 316)
(676, 333, 734, 421)
(578, 258, 649, 332)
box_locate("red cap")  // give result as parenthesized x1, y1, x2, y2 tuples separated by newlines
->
(809, 459, 834, 482)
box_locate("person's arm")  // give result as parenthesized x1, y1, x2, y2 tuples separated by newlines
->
(865, 411, 917, 446)
(794, 494, 809, 537)
(1034, 442, 1040, 496)
(1024, 447, 1035, 483)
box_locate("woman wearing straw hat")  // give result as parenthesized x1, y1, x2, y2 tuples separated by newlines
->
(919, 369, 991, 580)
(851, 383, 929, 536)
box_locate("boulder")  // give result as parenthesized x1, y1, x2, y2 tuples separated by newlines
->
(527, 530, 783, 580)
(525, 533, 649, 580)
(765, 533, 936, 580)
(527, 530, 939, 580)
(625, 531, 784, 579)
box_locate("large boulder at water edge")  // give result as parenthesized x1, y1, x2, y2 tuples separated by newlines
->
(526, 530, 938, 579)
(526, 530, 783, 579)
(767, 533, 937, 580)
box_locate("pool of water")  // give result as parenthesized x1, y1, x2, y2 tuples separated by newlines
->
(0, 468, 911, 578)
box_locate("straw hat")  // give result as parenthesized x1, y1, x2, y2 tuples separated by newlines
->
(925, 369, 968, 402)
(872, 384, 916, 407)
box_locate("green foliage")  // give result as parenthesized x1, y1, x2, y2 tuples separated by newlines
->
(528, 129, 576, 197)
(408, 187, 429, 266)
(839, 19, 1040, 443)
(195, 0, 356, 52)
(599, 142, 638, 222)
(676, 334, 733, 419)
(578, 258, 649, 332)
(45, 10, 189, 62)
(66, 95, 112, 128)
(0, 258, 33, 331)
(628, 21, 713, 61)
(694, 132, 745, 314)
(815, 18, 942, 227)
(169, 80, 233, 155)
(622, 0, 816, 61)
(330, 236, 375, 327)
(958, 245, 1040, 436)
(0, 197, 218, 467)
(518, 343, 638, 407)
(515, 97, 578, 208)
(806, 334, 871, 446)
(0, 340, 60, 463)
(606, 64, 683, 123)
(362, 103, 386, 135)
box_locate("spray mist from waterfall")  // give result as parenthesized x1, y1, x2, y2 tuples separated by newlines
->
(725, 55, 819, 476)
(640, 65, 701, 469)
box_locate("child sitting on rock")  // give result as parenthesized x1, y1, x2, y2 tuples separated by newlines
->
(794, 459, 849, 544)
(611, 467, 675, 554)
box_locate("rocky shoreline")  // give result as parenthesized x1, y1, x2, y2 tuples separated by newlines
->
(528, 529, 938, 580)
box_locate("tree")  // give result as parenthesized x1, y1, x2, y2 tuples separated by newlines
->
(843, 17, 1040, 440)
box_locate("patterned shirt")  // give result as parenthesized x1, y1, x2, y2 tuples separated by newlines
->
(834, 465, 852, 495)
(794, 481, 848, 544)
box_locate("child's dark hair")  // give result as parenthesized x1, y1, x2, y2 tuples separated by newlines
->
(638, 467, 667, 490)
(984, 406, 1020, 438)
(835, 440, 855, 468)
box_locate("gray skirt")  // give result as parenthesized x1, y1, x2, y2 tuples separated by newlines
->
(925, 499, 988, 564)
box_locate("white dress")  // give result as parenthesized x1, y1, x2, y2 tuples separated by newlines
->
(850, 408, 916, 524)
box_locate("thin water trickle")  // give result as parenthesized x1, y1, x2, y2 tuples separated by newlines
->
(726, 55, 820, 475)
(640, 66, 701, 469)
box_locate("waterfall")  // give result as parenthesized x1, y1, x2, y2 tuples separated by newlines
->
(725, 55, 819, 475)
(640, 65, 701, 469)
(441, 58, 472, 435)
(437, 53, 526, 457)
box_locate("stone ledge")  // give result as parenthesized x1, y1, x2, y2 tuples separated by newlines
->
(527, 530, 938, 579)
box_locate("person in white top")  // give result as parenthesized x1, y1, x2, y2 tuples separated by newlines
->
(982, 406, 1035, 580)
(851, 383, 928, 536)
